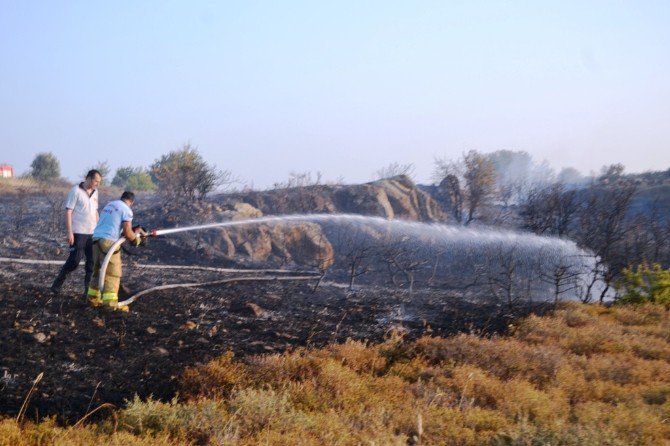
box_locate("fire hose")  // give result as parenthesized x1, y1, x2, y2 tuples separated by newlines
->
(96, 226, 156, 296)
(117, 275, 319, 306)
(97, 226, 321, 308)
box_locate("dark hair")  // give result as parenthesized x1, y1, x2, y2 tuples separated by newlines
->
(121, 191, 135, 202)
(86, 169, 102, 179)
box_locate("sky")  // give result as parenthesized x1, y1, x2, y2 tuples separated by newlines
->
(1, 0, 669, 188)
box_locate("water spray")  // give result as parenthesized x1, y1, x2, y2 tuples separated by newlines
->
(97, 215, 341, 301)
(97, 213, 607, 306)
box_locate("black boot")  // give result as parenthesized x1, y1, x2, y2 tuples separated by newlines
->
(50, 270, 68, 295)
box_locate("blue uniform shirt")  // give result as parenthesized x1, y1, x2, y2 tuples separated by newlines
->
(93, 200, 133, 241)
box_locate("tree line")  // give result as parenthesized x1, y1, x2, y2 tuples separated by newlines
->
(23, 143, 231, 201)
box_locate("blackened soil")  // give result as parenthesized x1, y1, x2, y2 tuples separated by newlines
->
(0, 262, 549, 423)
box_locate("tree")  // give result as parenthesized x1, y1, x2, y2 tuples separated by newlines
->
(484, 243, 526, 310)
(150, 144, 232, 202)
(437, 174, 463, 223)
(377, 233, 429, 294)
(599, 163, 625, 183)
(520, 183, 579, 237)
(434, 150, 497, 225)
(328, 222, 378, 291)
(112, 166, 138, 188)
(577, 183, 637, 302)
(575, 255, 607, 304)
(113, 166, 155, 191)
(30, 152, 60, 182)
(126, 171, 156, 191)
(539, 255, 584, 305)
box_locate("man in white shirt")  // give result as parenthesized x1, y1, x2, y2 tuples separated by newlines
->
(50, 170, 101, 296)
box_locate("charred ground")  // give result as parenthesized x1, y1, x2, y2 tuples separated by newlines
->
(0, 186, 553, 423)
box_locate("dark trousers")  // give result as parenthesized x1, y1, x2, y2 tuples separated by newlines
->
(57, 233, 94, 290)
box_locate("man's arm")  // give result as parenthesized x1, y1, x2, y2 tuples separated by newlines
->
(63, 187, 76, 245)
(122, 221, 137, 241)
(65, 209, 74, 245)
(123, 221, 147, 245)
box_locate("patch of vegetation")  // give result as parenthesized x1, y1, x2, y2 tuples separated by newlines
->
(4, 303, 670, 445)
(113, 166, 156, 191)
(150, 144, 231, 202)
(617, 264, 670, 307)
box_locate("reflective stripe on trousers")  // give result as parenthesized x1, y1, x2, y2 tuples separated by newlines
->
(102, 292, 119, 302)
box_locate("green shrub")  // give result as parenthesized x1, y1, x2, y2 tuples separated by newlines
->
(118, 395, 232, 444)
(618, 264, 670, 307)
(113, 166, 155, 191)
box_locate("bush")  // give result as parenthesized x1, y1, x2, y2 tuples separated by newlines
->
(113, 167, 155, 191)
(112, 166, 136, 187)
(181, 351, 247, 399)
(150, 144, 231, 202)
(118, 396, 232, 444)
(126, 171, 156, 192)
(618, 264, 670, 307)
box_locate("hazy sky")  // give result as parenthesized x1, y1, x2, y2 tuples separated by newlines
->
(1, 1, 669, 188)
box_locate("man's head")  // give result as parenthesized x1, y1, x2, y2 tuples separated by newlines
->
(85, 170, 102, 189)
(121, 191, 135, 206)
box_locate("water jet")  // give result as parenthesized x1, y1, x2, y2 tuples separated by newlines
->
(98, 213, 606, 305)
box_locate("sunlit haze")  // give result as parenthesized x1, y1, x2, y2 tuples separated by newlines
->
(1, 1, 669, 188)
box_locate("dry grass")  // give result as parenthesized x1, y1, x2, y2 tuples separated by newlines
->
(0, 177, 71, 196)
(5, 302, 670, 445)
(0, 418, 179, 446)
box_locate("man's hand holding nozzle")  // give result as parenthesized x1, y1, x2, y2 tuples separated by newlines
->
(132, 227, 148, 247)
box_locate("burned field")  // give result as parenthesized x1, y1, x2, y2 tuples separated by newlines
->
(0, 190, 560, 423)
(0, 261, 544, 422)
